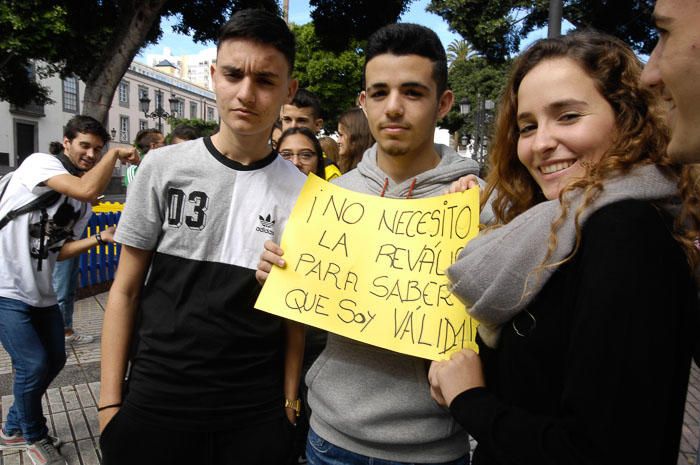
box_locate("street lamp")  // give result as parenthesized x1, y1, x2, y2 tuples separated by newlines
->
(474, 98, 495, 167)
(458, 98, 471, 156)
(109, 128, 117, 149)
(140, 92, 179, 130)
(458, 95, 495, 167)
(459, 98, 470, 116)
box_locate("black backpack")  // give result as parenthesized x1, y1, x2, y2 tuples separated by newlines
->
(0, 152, 84, 232)
(0, 152, 86, 271)
(0, 172, 65, 271)
(0, 172, 62, 232)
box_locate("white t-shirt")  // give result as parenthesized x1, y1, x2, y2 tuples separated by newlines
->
(0, 153, 92, 307)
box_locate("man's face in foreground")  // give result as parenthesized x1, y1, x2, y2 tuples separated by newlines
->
(641, 0, 700, 163)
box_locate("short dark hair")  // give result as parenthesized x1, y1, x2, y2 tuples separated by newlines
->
(365, 23, 448, 97)
(48, 141, 63, 156)
(171, 124, 200, 142)
(290, 88, 322, 120)
(217, 8, 295, 74)
(134, 128, 163, 153)
(277, 127, 326, 178)
(63, 115, 110, 144)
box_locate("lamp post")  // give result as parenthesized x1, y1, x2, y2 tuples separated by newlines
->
(459, 98, 470, 116)
(476, 99, 495, 166)
(548, 0, 563, 38)
(459, 95, 494, 167)
(140, 92, 180, 131)
(109, 128, 117, 149)
(459, 98, 471, 156)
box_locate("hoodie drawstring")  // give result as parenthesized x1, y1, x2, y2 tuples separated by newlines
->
(379, 177, 418, 199)
(406, 178, 417, 199)
(380, 177, 389, 197)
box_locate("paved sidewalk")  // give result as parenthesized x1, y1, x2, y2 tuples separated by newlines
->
(0, 292, 698, 464)
(683, 363, 700, 465)
(0, 294, 106, 465)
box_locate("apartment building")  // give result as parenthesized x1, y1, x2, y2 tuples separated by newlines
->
(145, 47, 217, 91)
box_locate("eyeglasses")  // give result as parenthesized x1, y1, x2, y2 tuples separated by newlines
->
(279, 150, 317, 164)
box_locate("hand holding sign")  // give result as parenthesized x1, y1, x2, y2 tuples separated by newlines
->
(428, 349, 485, 407)
(256, 240, 286, 284)
(444, 174, 480, 194)
(255, 174, 481, 361)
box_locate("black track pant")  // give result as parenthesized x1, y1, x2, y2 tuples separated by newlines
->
(100, 403, 295, 465)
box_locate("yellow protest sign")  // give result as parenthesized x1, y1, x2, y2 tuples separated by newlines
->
(255, 174, 480, 360)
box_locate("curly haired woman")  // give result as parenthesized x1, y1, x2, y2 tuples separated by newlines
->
(429, 31, 700, 465)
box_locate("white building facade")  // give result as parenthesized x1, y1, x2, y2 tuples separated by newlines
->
(0, 60, 218, 170)
(145, 47, 217, 91)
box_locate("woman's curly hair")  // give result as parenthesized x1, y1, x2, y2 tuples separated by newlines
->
(481, 30, 700, 270)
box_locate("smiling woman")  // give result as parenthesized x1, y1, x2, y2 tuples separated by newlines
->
(515, 57, 617, 201)
(430, 31, 700, 465)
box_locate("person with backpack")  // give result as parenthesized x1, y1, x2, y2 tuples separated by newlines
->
(0, 115, 138, 465)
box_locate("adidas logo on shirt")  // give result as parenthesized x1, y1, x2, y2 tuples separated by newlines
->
(256, 214, 275, 235)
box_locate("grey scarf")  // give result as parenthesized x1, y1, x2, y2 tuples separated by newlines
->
(448, 164, 679, 348)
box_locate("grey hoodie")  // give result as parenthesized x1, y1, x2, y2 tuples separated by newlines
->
(306, 143, 489, 462)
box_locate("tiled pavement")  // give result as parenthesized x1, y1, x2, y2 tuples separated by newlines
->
(0, 292, 698, 464)
(683, 364, 700, 465)
(0, 294, 106, 465)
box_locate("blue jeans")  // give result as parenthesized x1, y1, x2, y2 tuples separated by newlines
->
(0, 297, 66, 442)
(306, 428, 469, 465)
(52, 256, 80, 331)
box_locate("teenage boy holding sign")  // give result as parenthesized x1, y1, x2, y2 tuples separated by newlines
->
(258, 23, 492, 465)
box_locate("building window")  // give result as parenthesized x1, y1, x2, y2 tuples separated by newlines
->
(207, 106, 215, 122)
(62, 76, 79, 113)
(139, 119, 148, 131)
(190, 101, 198, 119)
(171, 98, 184, 118)
(119, 115, 129, 143)
(138, 86, 148, 102)
(155, 90, 163, 111)
(118, 81, 129, 107)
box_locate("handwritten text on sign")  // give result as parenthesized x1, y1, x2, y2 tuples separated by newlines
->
(255, 174, 480, 360)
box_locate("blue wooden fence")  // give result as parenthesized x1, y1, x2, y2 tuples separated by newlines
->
(78, 211, 122, 288)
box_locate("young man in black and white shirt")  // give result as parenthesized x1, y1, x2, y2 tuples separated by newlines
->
(98, 9, 306, 465)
